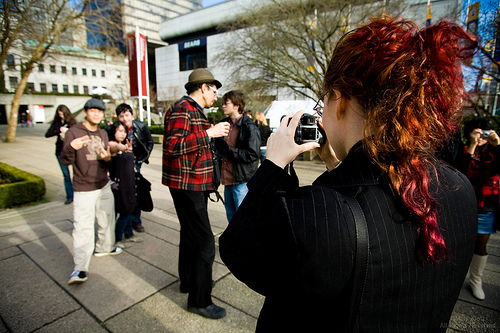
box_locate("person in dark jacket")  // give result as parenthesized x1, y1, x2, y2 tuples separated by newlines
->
(219, 16, 478, 332)
(214, 90, 260, 222)
(45, 105, 77, 204)
(116, 103, 154, 233)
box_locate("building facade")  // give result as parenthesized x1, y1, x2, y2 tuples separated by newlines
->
(155, 0, 465, 105)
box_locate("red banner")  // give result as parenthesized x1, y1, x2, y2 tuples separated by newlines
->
(127, 30, 148, 97)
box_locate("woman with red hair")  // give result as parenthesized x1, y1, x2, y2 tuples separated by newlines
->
(220, 16, 479, 331)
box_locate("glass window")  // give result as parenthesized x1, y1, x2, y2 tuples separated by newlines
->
(82, 68, 87, 76)
(73, 85, 79, 94)
(38, 64, 44, 72)
(83, 86, 89, 94)
(61, 66, 67, 74)
(72, 67, 77, 75)
(101, 70, 105, 77)
(63, 84, 69, 93)
(52, 84, 58, 92)
(92, 69, 96, 77)
(40, 83, 47, 92)
(50, 65, 56, 73)
(7, 55, 15, 69)
(179, 46, 207, 71)
(9, 77, 18, 91)
(27, 82, 35, 92)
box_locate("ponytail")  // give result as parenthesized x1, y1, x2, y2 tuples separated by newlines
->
(324, 16, 478, 263)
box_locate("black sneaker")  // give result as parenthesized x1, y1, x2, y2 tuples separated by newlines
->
(68, 270, 87, 285)
(187, 304, 226, 319)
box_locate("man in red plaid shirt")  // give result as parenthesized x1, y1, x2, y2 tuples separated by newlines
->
(162, 68, 230, 319)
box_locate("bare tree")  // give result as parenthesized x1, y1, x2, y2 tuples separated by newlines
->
(464, 6, 500, 116)
(2, 0, 125, 142)
(216, 0, 404, 103)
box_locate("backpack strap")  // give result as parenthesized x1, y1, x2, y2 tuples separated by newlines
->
(342, 194, 369, 332)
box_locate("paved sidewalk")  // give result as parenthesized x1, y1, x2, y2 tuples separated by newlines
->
(0, 124, 499, 332)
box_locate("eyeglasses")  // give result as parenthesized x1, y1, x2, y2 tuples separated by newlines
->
(222, 101, 232, 106)
(313, 97, 324, 117)
(208, 85, 218, 94)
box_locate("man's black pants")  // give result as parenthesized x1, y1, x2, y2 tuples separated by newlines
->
(169, 187, 215, 308)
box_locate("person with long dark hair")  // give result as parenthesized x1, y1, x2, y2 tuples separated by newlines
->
(220, 16, 479, 331)
(45, 105, 77, 204)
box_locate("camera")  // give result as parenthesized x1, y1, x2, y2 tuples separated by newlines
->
(286, 113, 326, 145)
(481, 130, 491, 138)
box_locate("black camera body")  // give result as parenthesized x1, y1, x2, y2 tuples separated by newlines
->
(287, 113, 326, 145)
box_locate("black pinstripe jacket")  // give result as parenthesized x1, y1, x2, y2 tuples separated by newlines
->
(220, 142, 477, 332)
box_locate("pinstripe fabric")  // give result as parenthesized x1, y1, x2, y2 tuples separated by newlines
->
(220, 142, 477, 332)
(162, 96, 213, 191)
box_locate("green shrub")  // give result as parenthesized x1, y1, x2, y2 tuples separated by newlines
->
(148, 125, 164, 135)
(0, 162, 45, 209)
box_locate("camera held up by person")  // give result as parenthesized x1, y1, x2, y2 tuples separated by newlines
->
(285, 113, 325, 145)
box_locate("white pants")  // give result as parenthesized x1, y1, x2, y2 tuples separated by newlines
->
(72, 181, 115, 272)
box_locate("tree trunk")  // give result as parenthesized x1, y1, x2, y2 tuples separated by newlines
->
(5, 67, 32, 142)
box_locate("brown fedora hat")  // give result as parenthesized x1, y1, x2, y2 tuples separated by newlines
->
(184, 68, 222, 90)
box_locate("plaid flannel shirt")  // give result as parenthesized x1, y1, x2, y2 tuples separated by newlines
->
(162, 96, 213, 191)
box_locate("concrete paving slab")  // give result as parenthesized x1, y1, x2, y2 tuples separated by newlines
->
(213, 274, 264, 319)
(0, 246, 22, 261)
(20, 232, 177, 322)
(0, 255, 80, 333)
(142, 208, 181, 232)
(140, 220, 180, 246)
(448, 300, 500, 332)
(0, 218, 72, 251)
(32, 309, 108, 333)
(104, 282, 257, 333)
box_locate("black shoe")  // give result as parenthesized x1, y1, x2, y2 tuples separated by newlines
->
(180, 280, 216, 294)
(187, 304, 226, 319)
(64, 199, 73, 205)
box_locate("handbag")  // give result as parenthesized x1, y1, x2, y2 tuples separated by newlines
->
(135, 172, 153, 212)
(209, 139, 224, 203)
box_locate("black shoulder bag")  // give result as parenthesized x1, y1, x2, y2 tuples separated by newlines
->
(209, 139, 224, 203)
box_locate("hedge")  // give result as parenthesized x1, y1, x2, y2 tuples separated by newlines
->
(0, 162, 46, 209)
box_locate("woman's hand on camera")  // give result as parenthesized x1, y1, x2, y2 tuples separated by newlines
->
(487, 130, 500, 147)
(266, 110, 320, 169)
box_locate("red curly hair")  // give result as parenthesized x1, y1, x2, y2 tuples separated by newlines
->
(324, 16, 478, 263)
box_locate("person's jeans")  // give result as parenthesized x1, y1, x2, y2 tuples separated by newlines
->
(224, 183, 249, 222)
(260, 147, 267, 163)
(56, 155, 73, 201)
(115, 213, 134, 242)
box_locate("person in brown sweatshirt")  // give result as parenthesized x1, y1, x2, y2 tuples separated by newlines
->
(60, 98, 123, 285)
